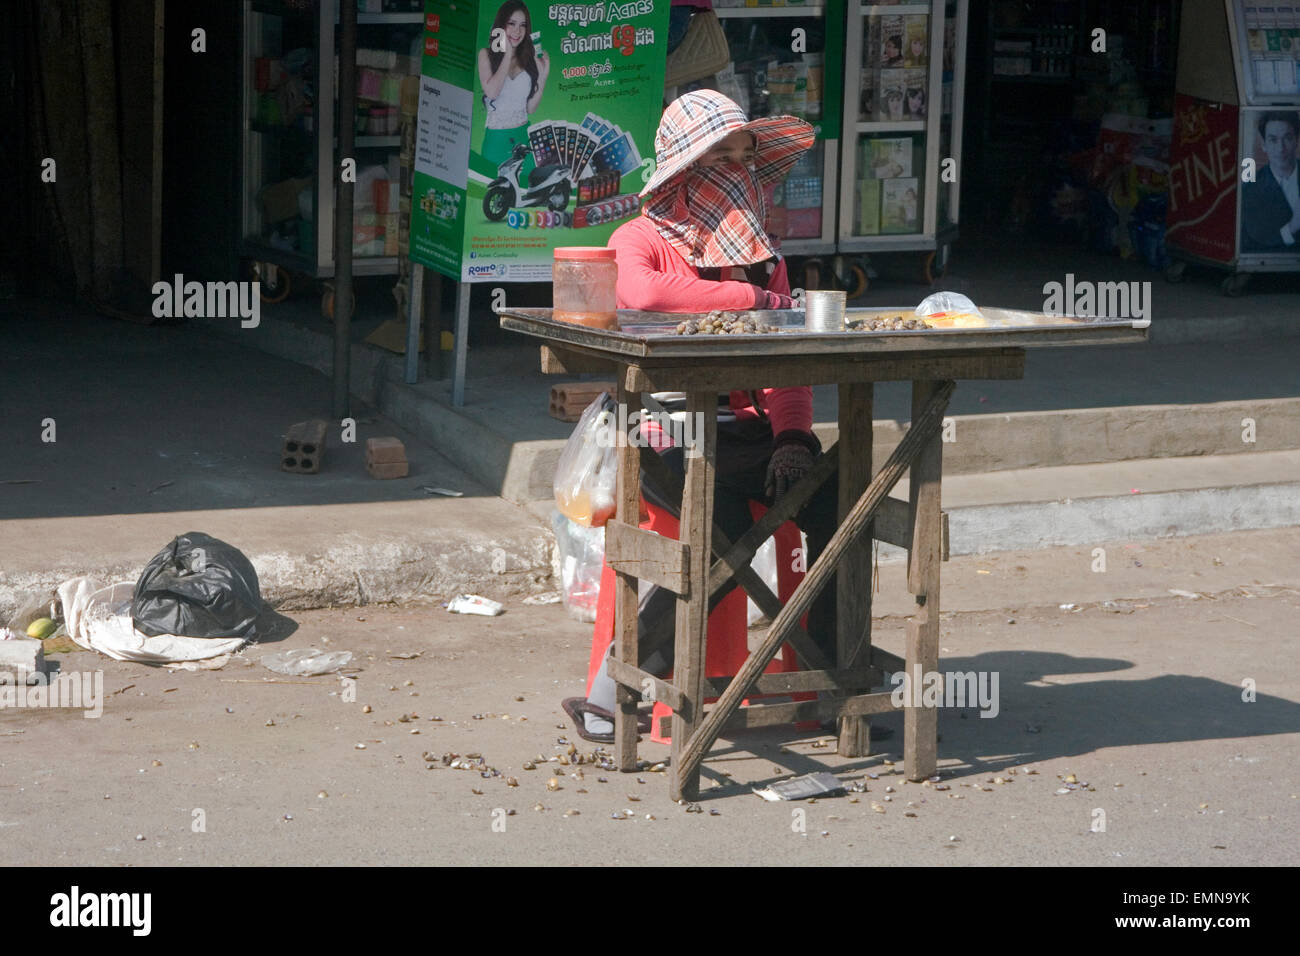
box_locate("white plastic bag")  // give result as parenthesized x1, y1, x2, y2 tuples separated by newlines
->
(446, 594, 505, 616)
(58, 577, 249, 664)
(261, 648, 353, 676)
(551, 510, 605, 623)
(553, 391, 619, 528)
(746, 536, 779, 626)
(915, 291, 983, 319)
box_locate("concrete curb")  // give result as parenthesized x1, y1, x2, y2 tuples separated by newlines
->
(203, 313, 1300, 505)
(6, 477, 1297, 622)
(945, 479, 1300, 557)
(369, 393, 1300, 505)
(0, 514, 555, 623)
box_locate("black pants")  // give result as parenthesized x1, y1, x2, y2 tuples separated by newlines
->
(635, 418, 839, 675)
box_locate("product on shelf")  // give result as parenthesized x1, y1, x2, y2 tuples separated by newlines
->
(877, 69, 906, 120)
(857, 178, 880, 235)
(865, 136, 912, 179)
(879, 14, 904, 67)
(780, 176, 822, 209)
(903, 15, 928, 68)
(880, 177, 919, 233)
(902, 68, 926, 119)
(783, 207, 821, 238)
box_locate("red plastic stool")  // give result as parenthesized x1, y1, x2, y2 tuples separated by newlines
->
(585, 499, 812, 745)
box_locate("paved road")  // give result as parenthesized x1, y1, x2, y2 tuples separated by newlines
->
(1, 528, 1296, 866)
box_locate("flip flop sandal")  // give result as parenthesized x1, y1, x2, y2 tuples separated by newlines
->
(562, 697, 651, 744)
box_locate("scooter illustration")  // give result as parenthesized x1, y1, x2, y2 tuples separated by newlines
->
(482, 143, 572, 221)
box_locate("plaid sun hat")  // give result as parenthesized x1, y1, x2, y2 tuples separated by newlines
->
(639, 90, 815, 198)
(644, 163, 778, 267)
(639, 91, 814, 267)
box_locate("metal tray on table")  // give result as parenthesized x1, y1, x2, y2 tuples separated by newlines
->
(497, 307, 1149, 360)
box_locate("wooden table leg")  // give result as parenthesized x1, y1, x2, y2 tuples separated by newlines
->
(614, 377, 642, 772)
(669, 391, 716, 802)
(673, 381, 955, 792)
(904, 379, 947, 781)
(837, 382, 874, 757)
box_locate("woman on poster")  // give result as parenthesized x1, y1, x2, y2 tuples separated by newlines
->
(478, 0, 549, 174)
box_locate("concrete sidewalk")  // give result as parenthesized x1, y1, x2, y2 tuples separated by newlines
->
(0, 300, 551, 618)
(3, 286, 1299, 619)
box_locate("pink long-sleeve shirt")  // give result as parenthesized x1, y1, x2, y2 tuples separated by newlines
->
(607, 215, 813, 438)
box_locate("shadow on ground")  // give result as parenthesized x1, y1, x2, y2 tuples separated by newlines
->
(0, 299, 488, 521)
(692, 649, 1299, 799)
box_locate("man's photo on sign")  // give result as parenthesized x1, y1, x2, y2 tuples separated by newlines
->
(1241, 109, 1300, 253)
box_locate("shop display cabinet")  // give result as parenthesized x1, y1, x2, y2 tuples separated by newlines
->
(241, 0, 424, 295)
(836, 0, 968, 281)
(1165, 0, 1300, 295)
(711, 0, 847, 257)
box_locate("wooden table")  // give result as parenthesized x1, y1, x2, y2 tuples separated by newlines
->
(501, 307, 1147, 801)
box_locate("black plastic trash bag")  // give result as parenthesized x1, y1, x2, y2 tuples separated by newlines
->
(131, 532, 262, 639)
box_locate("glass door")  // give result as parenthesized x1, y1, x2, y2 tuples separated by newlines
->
(713, 1, 845, 254)
(241, 1, 321, 274)
(329, 2, 426, 275)
(838, 0, 945, 250)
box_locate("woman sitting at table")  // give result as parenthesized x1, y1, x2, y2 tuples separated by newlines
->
(572, 90, 844, 742)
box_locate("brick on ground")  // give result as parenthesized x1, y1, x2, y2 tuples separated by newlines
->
(282, 419, 328, 474)
(367, 460, 410, 479)
(365, 437, 407, 464)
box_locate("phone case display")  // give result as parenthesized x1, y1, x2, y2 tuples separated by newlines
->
(713, 2, 846, 253)
(241, 2, 425, 278)
(839, 0, 965, 253)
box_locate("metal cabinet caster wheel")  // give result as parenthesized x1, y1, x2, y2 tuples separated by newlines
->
(255, 262, 292, 304)
(924, 245, 950, 284)
(1220, 273, 1250, 297)
(322, 285, 357, 319)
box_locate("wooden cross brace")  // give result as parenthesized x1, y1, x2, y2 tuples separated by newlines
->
(663, 379, 956, 800)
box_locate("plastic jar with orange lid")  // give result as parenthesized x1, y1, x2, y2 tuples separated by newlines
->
(553, 247, 619, 329)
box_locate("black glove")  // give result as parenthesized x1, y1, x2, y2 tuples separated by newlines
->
(765, 435, 817, 502)
(762, 290, 796, 310)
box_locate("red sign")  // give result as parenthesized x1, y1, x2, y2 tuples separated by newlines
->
(425, 36, 439, 56)
(1165, 94, 1239, 264)
(426, 13, 439, 32)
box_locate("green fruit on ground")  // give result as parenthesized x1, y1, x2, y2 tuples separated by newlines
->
(26, 618, 57, 639)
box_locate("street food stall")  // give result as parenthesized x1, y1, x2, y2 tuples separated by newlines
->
(500, 303, 1147, 800)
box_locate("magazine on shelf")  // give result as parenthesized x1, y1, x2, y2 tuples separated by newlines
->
(903, 15, 928, 67)
(879, 15, 904, 67)
(857, 177, 880, 235)
(903, 68, 927, 119)
(859, 70, 877, 121)
(867, 136, 912, 179)
(876, 70, 907, 121)
(881, 177, 919, 233)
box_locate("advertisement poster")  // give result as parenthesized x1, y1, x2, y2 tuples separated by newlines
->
(1165, 94, 1240, 264)
(411, 0, 670, 282)
(1240, 106, 1300, 256)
